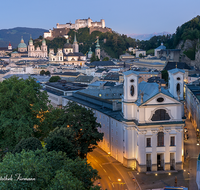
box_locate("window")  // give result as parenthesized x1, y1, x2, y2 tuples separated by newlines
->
(130, 85, 134, 96)
(130, 79, 134, 82)
(151, 109, 170, 121)
(176, 83, 180, 94)
(170, 136, 175, 146)
(146, 138, 151, 147)
(157, 97, 164, 103)
(177, 77, 180, 81)
(157, 132, 164, 147)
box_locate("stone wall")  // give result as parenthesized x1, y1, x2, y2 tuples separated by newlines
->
(89, 27, 112, 34)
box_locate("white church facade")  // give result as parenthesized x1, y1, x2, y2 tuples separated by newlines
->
(61, 68, 185, 172)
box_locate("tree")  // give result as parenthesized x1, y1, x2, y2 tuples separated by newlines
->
(139, 53, 143, 58)
(0, 76, 50, 156)
(161, 70, 169, 84)
(51, 102, 104, 159)
(49, 76, 61, 82)
(45, 71, 50, 76)
(45, 127, 78, 159)
(90, 52, 97, 63)
(40, 70, 46, 75)
(102, 57, 109, 61)
(13, 137, 43, 154)
(0, 149, 100, 190)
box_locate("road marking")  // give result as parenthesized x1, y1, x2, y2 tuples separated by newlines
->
(94, 159, 98, 162)
(103, 169, 107, 173)
(99, 164, 103, 168)
(108, 176, 111, 180)
(112, 183, 114, 187)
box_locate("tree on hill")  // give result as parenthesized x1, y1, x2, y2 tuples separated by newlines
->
(90, 52, 97, 63)
(0, 76, 50, 156)
(49, 76, 61, 82)
(51, 102, 104, 159)
(0, 149, 100, 190)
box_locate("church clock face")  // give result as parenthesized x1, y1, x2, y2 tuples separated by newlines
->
(130, 85, 134, 96)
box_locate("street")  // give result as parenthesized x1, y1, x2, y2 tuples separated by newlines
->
(87, 147, 140, 190)
(184, 118, 200, 190)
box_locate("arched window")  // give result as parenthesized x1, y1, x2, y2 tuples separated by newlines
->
(176, 83, 180, 94)
(157, 132, 164, 147)
(130, 85, 134, 96)
(151, 109, 170, 121)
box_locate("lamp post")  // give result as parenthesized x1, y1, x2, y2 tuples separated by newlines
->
(118, 178, 121, 190)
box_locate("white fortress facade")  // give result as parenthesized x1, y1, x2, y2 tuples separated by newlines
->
(56, 18, 105, 30)
(44, 18, 105, 38)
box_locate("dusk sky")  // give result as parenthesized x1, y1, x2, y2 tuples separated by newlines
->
(1, 0, 200, 35)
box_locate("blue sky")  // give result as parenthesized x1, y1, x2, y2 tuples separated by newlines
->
(1, 0, 200, 35)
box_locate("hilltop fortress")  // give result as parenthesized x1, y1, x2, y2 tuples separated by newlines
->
(44, 18, 112, 39)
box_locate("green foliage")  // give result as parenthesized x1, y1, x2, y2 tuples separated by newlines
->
(0, 76, 50, 155)
(49, 76, 61, 82)
(146, 49, 154, 55)
(0, 149, 99, 190)
(102, 57, 109, 61)
(45, 127, 78, 159)
(40, 70, 46, 75)
(183, 48, 196, 60)
(35, 108, 64, 140)
(40, 70, 50, 76)
(13, 137, 43, 154)
(45, 71, 50, 76)
(161, 70, 169, 83)
(90, 52, 97, 63)
(50, 102, 104, 159)
(139, 53, 143, 58)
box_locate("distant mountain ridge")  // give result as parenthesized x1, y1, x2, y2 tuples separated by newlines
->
(127, 32, 171, 41)
(0, 27, 48, 48)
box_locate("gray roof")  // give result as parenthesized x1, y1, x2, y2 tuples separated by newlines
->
(88, 81, 106, 86)
(52, 72, 81, 76)
(123, 70, 139, 76)
(135, 81, 174, 106)
(87, 61, 115, 67)
(155, 44, 166, 50)
(75, 76, 94, 83)
(168, 68, 185, 74)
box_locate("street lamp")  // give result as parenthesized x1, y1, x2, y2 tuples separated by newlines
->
(118, 179, 121, 190)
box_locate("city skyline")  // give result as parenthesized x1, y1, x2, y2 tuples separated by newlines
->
(1, 0, 200, 36)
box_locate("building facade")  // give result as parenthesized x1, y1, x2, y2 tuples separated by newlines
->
(61, 68, 185, 172)
(28, 36, 48, 58)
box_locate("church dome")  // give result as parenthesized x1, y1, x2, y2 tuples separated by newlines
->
(63, 39, 73, 48)
(18, 37, 27, 48)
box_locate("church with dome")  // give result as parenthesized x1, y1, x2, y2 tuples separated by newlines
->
(11, 36, 48, 59)
(49, 33, 86, 66)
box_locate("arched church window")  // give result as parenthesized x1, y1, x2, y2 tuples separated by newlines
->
(176, 83, 180, 94)
(151, 109, 170, 121)
(157, 132, 164, 147)
(130, 85, 134, 96)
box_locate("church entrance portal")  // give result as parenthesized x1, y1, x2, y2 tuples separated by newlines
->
(157, 154, 164, 171)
